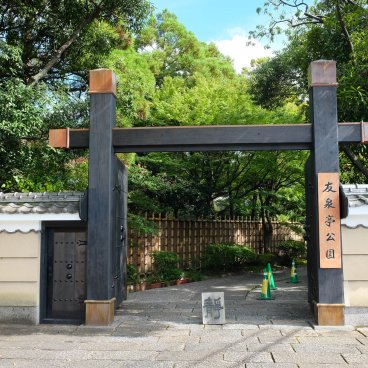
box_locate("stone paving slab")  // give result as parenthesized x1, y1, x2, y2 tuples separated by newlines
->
(342, 353, 368, 364)
(0, 360, 71, 368)
(158, 335, 200, 343)
(298, 365, 356, 368)
(279, 328, 319, 336)
(0, 349, 92, 360)
(189, 328, 242, 337)
(244, 343, 295, 353)
(157, 350, 224, 361)
(175, 361, 244, 368)
(272, 351, 346, 364)
(356, 345, 368, 353)
(302, 366, 366, 368)
(90, 350, 158, 360)
(245, 364, 297, 368)
(296, 335, 361, 345)
(358, 328, 368, 337)
(223, 324, 259, 330)
(257, 335, 299, 344)
(223, 351, 273, 363)
(292, 343, 361, 354)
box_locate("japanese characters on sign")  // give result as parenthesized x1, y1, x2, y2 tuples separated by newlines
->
(202, 292, 225, 325)
(317, 173, 341, 268)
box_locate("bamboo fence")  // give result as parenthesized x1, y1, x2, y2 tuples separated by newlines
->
(128, 214, 303, 273)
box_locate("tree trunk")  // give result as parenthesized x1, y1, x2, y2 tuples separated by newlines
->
(251, 192, 258, 220)
(342, 145, 368, 181)
(335, 0, 356, 63)
(29, 5, 101, 86)
(261, 210, 273, 254)
(228, 189, 234, 218)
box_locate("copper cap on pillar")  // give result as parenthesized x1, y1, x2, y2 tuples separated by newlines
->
(308, 60, 337, 88)
(49, 128, 69, 148)
(89, 69, 117, 97)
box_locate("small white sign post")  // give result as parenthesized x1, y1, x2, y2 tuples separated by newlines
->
(202, 292, 225, 325)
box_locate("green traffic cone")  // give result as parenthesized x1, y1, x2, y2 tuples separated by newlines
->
(259, 268, 273, 300)
(290, 259, 299, 283)
(267, 262, 277, 290)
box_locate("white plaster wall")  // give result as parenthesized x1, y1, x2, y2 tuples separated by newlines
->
(0, 213, 80, 323)
(0, 232, 40, 304)
(342, 226, 368, 307)
(0, 213, 80, 232)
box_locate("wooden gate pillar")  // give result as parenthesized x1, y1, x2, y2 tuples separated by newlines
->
(308, 60, 344, 325)
(85, 69, 117, 325)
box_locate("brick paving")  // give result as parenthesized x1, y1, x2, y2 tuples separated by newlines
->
(1, 267, 368, 367)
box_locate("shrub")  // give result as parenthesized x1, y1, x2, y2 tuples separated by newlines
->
(146, 273, 162, 284)
(152, 251, 182, 282)
(202, 243, 257, 272)
(127, 264, 140, 284)
(236, 246, 258, 265)
(277, 240, 306, 266)
(256, 253, 278, 267)
(184, 269, 203, 282)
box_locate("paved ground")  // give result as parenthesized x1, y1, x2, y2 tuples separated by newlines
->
(1, 267, 368, 367)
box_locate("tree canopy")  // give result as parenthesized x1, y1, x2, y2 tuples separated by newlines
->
(0, 0, 152, 192)
(104, 11, 308, 236)
(5, 4, 358, 239)
(249, 0, 368, 182)
(0, 0, 152, 86)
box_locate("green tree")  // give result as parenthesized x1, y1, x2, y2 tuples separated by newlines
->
(136, 10, 235, 88)
(114, 11, 306, 225)
(250, 0, 368, 182)
(0, 0, 152, 86)
(0, 1, 152, 192)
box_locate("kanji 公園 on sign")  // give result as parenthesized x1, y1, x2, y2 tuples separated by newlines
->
(317, 173, 341, 268)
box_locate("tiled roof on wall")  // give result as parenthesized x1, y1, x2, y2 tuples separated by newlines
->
(342, 184, 368, 208)
(0, 192, 84, 214)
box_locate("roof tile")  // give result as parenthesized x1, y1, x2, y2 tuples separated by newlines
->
(0, 192, 84, 214)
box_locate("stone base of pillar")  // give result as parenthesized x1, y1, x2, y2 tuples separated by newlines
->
(85, 298, 116, 326)
(313, 302, 345, 326)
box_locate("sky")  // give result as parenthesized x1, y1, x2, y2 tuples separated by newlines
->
(150, 0, 280, 72)
(150, 0, 315, 72)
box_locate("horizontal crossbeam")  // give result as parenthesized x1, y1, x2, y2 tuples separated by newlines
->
(49, 122, 363, 152)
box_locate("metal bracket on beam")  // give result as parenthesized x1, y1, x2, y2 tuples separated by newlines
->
(361, 122, 368, 144)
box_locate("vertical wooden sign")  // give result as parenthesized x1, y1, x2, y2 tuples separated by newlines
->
(317, 173, 341, 268)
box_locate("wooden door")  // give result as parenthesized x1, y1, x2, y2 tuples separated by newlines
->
(46, 228, 86, 321)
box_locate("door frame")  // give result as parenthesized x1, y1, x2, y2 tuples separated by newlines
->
(40, 221, 87, 324)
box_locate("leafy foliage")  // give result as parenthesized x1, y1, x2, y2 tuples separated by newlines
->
(0, 0, 152, 86)
(107, 11, 307, 224)
(250, 0, 368, 182)
(256, 253, 278, 267)
(0, 78, 79, 191)
(277, 240, 306, 265)
(1, 6, 312, 236)
(0, 0, 152, 192)
(152, 251, 182, 282)
(202, 243, 257, 272)
(127, 264, 141, 284)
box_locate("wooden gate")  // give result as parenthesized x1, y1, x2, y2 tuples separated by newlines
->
(48, 61, 368, 326)
(112, 159, 128, 305)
